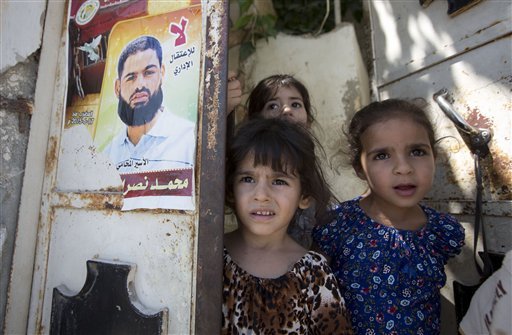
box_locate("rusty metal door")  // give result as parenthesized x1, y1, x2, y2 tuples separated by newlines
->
(5, 1, 228, 334)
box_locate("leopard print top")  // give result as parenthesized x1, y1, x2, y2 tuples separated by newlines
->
(222, 249, 353, 334)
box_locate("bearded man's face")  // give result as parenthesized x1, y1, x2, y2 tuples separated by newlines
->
(117, 84, 163, 126)
(116, 48, 164, 126)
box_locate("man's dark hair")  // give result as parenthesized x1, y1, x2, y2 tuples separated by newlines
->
(117, 35, 163, 78)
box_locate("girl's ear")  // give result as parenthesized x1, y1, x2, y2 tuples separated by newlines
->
(352, 161, 367, 181)
(355, 170, 366, 180)
(298, 195, 311, 210)
(225, 191, 235, 208)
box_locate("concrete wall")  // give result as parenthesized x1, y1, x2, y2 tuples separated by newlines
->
(0, 1, 46, 330)
(239, 25, 371, 202)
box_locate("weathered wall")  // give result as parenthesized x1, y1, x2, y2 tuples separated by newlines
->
(0, 1, 46, 330)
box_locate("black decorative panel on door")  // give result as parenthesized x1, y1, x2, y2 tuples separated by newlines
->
(50, 260, 167, 335)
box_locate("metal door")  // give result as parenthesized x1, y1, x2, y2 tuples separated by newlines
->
(5, 1, 229, 334)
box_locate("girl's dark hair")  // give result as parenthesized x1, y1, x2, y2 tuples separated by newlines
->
(246, 74, 315, 125)
(347, 98, 437, 173)
(226, 118, 334, 223)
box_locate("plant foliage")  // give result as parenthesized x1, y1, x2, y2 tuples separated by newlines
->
(230, 0, 363, 61)
(274, 0, 363, 35)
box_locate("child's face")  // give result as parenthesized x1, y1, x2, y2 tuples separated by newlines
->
(260, 86, 309, 126)
(233, 153, 310, 237)
(357, 117, 435, 211)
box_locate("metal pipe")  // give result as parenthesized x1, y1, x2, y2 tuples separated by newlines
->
(433, 88, 480, 136)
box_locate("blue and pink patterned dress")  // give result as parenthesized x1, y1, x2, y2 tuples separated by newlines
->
(312, 197, 465, 335)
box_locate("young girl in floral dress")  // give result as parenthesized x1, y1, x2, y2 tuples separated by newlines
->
(313, 99, 465, 334)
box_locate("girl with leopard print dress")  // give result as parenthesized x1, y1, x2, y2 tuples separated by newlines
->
(222, 117, 353, 334)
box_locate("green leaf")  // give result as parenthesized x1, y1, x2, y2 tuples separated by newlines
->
(238, 0, 253, 14)
(239, 41, 255, 61)
(257, 14, 277, 32)
(266, 26, 278, 38)
(233, 14, 253, 30)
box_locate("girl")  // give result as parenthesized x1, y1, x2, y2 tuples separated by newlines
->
(246, 74, 314, 126)
(227, 73, 314, 127)
(312, 99, 465, 334)
(223, 117, 352, 334)
(228, 74, 319, 248)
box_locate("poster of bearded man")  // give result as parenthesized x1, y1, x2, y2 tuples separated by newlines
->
(65, 3, 202, 211)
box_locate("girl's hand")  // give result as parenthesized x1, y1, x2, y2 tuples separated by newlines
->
(227, 71, 242, 115)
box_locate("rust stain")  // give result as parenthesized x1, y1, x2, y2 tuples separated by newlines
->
(98, 186, 122, 192)
(486, 148, 512, 200)
(454, 103, 512, 200)
(56, 193, 71, 207)
(81, 193, 122, 211)
(202, 0, 227, 159)
(464, 106, 493, 130)
(45, 136, 58, 174)
(55, 191, 201, 214)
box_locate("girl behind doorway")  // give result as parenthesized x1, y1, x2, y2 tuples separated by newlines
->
(223, 117, 352, 334)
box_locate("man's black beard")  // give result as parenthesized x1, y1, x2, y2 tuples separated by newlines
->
(117, 86, 164, 126)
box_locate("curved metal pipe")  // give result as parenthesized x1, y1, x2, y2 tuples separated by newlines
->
(433, 88, 480, 136)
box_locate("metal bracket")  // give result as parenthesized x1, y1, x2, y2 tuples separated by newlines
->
(433, 88, 492, 158)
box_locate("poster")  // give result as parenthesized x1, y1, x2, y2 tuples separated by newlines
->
(65, 0, 201, 210)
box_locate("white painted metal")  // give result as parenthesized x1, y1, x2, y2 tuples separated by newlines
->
(43, 209, 194, 334)
(6, 1, 227, 334)
(371, 0, 511, 85)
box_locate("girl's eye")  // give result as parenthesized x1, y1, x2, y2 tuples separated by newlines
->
(374, 153, 389, 160)
(268, 102, 280, 111)
(239, 176, 254, 183)
(411, 148, 427, 157)
(291, 102, 303, 109)
(272, 179, 289, 186)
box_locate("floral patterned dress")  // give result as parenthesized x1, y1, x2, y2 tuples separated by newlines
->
(222, 249, 353, 334)
(312, 198, 465, 335)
